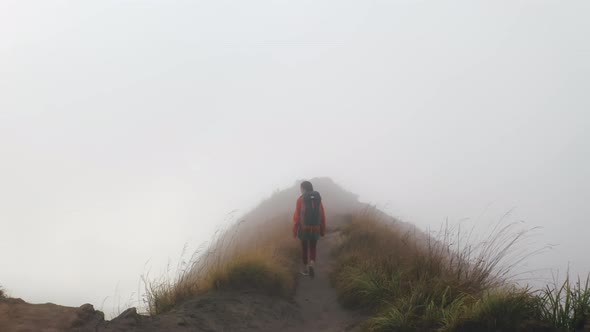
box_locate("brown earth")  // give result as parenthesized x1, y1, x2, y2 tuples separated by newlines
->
(284, 232, 364, 332)
(0, 298, 105, 332)
(0, 231, 364, 332)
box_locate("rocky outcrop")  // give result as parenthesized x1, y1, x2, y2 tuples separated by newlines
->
(0, 298, 104, 332)
(0, 291, 302, 332)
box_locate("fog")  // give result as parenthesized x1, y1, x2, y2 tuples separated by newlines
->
(1, 1, 589, 316)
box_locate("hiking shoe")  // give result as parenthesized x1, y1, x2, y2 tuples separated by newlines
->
(299, 266, 309, 276)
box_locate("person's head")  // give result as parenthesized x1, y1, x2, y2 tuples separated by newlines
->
(300, 181, 313, 194)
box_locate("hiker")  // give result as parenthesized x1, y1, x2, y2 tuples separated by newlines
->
(293, 180, 326, 278)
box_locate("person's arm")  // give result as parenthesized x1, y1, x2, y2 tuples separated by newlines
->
(293, 197, 302, 238)
(320, 201, 326, 236)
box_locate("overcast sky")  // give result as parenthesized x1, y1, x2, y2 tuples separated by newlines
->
(1, 0, 589, 316)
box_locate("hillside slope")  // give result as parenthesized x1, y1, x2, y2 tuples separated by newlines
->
(0, 178, 377, 331)
(2, 178, 583, 331)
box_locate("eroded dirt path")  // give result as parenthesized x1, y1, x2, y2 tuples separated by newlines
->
(286, 231, 364, 332)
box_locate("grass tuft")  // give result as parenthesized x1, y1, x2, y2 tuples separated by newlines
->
(332, 212, 544, 331)
(535, 273, 590, 330)
(452, 289, 539, 332)
(211, 253, 294, 296)
(143, 214, 298, 315)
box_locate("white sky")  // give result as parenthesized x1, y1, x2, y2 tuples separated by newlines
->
(1, 0, 589, 315)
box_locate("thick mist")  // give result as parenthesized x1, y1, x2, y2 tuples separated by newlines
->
(1, 0, 589, 316)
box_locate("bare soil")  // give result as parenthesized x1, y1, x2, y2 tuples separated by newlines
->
(0, 231, 364, 332)
(284, 232, 364, 332)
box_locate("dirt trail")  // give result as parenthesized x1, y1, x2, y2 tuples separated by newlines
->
(286, 231, 364, 332)
(0, 232, 363, 332)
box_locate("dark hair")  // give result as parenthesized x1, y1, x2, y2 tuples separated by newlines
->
(300, 181, 313, 192)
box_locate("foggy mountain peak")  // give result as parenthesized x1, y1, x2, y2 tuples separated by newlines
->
(240, 177, 360, 223)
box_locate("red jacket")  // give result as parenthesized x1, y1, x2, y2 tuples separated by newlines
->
(293, 195, 326, 238)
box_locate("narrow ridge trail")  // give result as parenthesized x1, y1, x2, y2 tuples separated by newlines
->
(286, 231, 364, 332)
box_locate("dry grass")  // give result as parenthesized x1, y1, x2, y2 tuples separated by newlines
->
(141, 200, 588, 331)
(143, 214, 298, 315)
(332, 212, 546, 331)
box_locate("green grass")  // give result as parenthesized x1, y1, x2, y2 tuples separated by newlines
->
(332, 213, 549, 332)
(452, 289, 541, 332)
(535, 273, 590, 331)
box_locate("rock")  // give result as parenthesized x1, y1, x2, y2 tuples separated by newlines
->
(112, 307, 141, 322)
(79, 304, 95, 312)
(69, 303, 105, 328)
(102, 306, 148, 330)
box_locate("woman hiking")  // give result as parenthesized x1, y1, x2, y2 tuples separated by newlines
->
(293, 180, 326, 278)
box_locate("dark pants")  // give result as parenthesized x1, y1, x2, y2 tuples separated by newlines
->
(301, 240, 317, 265)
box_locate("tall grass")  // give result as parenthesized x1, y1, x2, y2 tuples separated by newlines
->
(535, 273, 590, 330)
(142, 214, 298, 315)
(0, 285, 5, 298)
(332, 212, 545, 331)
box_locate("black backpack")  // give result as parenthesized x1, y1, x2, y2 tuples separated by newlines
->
(302, 191, 322, 226)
